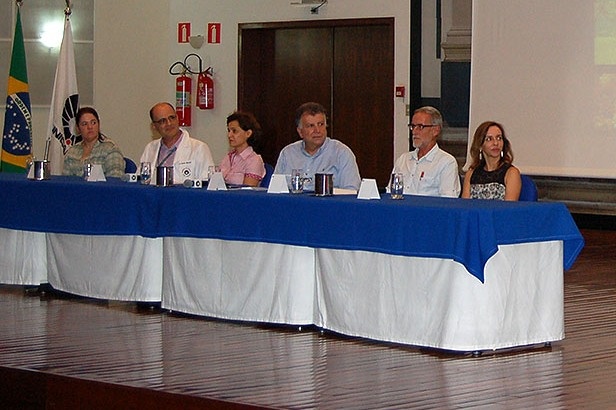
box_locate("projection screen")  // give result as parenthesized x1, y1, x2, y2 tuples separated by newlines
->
(469, 0, 616, 178)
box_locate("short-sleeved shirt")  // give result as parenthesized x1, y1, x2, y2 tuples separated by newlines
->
(220, 146, 265, 185)
(390, 143, 460, 198)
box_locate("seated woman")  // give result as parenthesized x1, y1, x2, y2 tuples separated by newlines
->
(63, 107, 125, 178)
(220, 111, 265, 186)
(462, 121, 521, 201)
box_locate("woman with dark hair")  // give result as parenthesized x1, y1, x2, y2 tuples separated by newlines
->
(461, 121, 521, 200)
(63, 107, 125, 178)
(220, 111, 265, 186)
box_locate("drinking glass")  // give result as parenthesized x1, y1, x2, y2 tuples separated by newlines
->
(140, 162, 152, 185)
(290, 169, 304, 194)
(390, 173, 404, 200)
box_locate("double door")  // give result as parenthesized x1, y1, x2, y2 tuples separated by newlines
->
(239, 18, 394, 187)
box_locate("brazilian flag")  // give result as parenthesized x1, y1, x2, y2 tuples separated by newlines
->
(1, 7, 32, 173)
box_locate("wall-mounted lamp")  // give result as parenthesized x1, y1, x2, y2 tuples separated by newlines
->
(291, 0, 328, 15)
(189, 35, 204, 49)
(39, 21, 64, 48)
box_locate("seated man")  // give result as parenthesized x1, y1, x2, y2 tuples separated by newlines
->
(140, 102, 214, 184)
(274, 102, 361, 191)
(389, 106, 460, 197)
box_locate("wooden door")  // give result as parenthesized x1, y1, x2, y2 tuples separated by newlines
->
(239, 19, 394, 187)
(332, 24, 394, 186)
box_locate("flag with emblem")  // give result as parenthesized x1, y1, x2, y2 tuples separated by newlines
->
(45, 11, 80, 175)
(1, 6, 32, 173)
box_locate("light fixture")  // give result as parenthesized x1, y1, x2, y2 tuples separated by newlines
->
(39, 21, 64, 48)
(291, 0, 328, 15)
(189, 35, 204, 49)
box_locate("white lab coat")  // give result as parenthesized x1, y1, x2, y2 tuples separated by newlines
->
(139, 129, 214, 184)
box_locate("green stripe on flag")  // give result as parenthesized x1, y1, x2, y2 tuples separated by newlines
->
(9, 8, 28, 85)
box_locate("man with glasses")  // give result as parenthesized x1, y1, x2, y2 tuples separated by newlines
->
(140, 102, 214, 184)
(274, 102, 361, 191)
(388, 106, 460, 197)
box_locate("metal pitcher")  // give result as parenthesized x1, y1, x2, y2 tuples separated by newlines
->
(314, 173, 333, 196)
(156, 166, 174, 186)
(27, 160, 51, 181)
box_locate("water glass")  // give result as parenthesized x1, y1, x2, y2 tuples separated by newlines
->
(390, 173, 404, 200)
(140, 162, 152, 185)
(290, 169, 304, 194)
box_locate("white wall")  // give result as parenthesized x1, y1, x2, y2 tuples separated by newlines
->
(2, 0, 170, 163)
(7, 0, 416, 169)
(164, 0, 412, 165)
(93, 0, 170, 163)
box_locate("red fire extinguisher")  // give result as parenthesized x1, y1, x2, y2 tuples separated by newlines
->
(175, 72, 192, 126)
(196, 68, 214, 110)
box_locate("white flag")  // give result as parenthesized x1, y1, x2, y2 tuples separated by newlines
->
(46, 15, 80, 175)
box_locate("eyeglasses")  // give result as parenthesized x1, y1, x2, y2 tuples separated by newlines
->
(408, 124, 437, 131)
(153, 115, 177, 125)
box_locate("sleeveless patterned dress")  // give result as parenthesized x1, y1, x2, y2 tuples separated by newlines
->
(469, 163, 511, 200)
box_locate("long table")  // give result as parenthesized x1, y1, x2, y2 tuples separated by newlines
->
(0, 173, 584, 351)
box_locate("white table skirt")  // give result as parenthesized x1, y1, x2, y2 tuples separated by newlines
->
(162, 238, 316, 324)
(1, 226, 565, 351)
(46, 234, 163, 302)
(162, 238, 564, 351)
(315, 241, 564, 351)
(0, 228, 47, 285)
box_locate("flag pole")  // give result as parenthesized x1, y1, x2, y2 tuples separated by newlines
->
(44, 0, 74, 163)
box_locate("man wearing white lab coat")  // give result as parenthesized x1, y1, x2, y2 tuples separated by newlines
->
(140, 102, 214, 184)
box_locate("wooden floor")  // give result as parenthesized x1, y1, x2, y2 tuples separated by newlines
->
(1, 229, 616, 409)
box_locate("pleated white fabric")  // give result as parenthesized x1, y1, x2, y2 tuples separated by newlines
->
(0, 228, 47, 285)
(315, 241, 563, 351)
(162, 238, 316, 324)
(46, 233, 163, 302)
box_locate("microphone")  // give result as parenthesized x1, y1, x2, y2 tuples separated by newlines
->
(183, 179, 203, 188)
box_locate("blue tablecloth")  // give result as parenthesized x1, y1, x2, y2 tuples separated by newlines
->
(0, 173, 584, 282)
